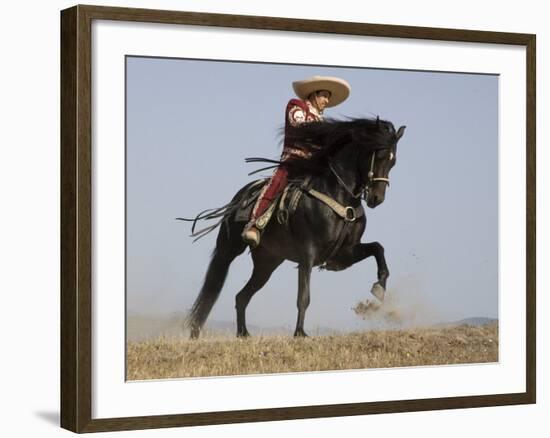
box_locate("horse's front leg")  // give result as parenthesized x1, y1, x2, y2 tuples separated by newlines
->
(294, 263, 312, 337)
(323, 241, 389, 302)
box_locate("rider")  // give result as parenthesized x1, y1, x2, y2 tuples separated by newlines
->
(242, 75, 351, 248)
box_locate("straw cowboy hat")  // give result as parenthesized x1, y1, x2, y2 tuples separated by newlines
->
(292, 75, 351, 108)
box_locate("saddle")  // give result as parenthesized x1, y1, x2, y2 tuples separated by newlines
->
(234, 175, 365, 233)
(234, 177, 311, 229)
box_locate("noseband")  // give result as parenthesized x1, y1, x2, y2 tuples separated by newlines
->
(329, 149, 390, 200)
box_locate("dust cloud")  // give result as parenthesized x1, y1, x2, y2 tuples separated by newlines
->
(353, 274, 443, 331)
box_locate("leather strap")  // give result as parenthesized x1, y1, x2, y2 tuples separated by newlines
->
(306, 188, 364, 222)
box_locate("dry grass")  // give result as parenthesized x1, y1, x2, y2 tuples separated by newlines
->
(126, 323, 498, 380)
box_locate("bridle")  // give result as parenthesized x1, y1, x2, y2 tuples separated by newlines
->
(366, 150, 390, 186)
(328, 149, 390, 200)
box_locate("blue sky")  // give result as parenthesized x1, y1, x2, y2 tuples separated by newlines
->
(126, 56, 498, 332)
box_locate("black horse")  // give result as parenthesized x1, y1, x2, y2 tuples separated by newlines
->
(180, 117, 405, 338)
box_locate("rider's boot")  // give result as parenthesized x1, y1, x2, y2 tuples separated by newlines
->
(242, 220, 260, 248)
(241, 166, 288, 248)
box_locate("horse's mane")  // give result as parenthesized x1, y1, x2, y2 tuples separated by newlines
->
(245, 117, 393, 175)
(280, 117, 391, 172)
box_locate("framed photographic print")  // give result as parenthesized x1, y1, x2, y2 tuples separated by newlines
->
(60, 4, 536, 433)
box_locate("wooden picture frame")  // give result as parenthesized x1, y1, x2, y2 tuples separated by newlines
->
(61, 4, 536, 433)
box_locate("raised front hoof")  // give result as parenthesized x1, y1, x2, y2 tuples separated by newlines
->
(293, 329, 309, 338)
(370, 282, 386, 302)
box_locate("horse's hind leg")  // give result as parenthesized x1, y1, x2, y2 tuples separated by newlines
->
(324, 242, 389, 302)
(235, 250, 283, 337)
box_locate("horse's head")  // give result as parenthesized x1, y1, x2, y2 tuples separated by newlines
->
(355, 119, 406, 208)
(283, 117, 405, 207)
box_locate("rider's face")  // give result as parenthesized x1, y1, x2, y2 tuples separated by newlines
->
(314, 90, 331, 111)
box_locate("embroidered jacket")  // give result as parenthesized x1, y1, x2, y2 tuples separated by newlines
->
(282, 98, 323, 160)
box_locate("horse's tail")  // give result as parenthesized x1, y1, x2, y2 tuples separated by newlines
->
(186, 222, 246, 338)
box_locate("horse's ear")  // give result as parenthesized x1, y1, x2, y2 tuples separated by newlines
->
(396, 125, 406, 141)
(376, 116, 380, 127)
